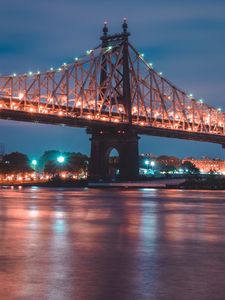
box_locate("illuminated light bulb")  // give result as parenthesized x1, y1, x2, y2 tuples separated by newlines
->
(75, 57, 78, 61)
(76, 101, 81, 107)
(0, 103, 3, 108)
(108, 46, 112, 50)
(37, 71, 40, 74)
(140, 121, 144, 126)
(50, 67, 54, 71)
(58, 67, 62, 71)
(28, 71, 33, 76)
(13, 73, 17, 77)
(150, 161, 155, 167)
(189, 93, 193, 98)
(114, 119, 119, 123)
(159, 72, 163, 76)
(29, 107, 34, 112)
(63, 62, 67, 66)
(149, 63, 153, 67)
(18, 92, 24, 100)
(199, 99, 203, 103)
(218, 108, 222, 112)
(140, 53, 144, 57)
(87, 115, 91, 119)
(57, 156, 65, 164)
(31, 159, 37, 166)
(58, 111, 63, 116)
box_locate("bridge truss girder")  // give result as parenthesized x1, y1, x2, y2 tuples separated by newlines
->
(0, 21, 224, 139)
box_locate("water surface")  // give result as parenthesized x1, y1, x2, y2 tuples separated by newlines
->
(0, 188, 225, 300)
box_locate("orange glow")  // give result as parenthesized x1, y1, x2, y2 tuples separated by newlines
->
(18, 92, 24, 100)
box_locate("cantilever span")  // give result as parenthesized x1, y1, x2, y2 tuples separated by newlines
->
(0, 20, 225, 179)
(0, 21, 225, 143)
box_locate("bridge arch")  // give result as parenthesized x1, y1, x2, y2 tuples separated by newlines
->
(88, 128, 139, 181)
(105, 147, 120, 179)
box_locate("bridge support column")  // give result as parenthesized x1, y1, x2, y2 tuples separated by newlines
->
(88, 128, 139, 181)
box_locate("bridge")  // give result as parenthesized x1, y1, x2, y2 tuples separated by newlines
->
(0, 20, 225, 180)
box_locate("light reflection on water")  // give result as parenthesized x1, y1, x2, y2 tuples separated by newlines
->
(0, 188, 225, 300)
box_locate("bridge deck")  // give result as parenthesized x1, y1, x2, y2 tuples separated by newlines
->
(1, 108, 225, 146)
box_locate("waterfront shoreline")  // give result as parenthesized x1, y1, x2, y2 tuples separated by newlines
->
(1, 177, 225, 190)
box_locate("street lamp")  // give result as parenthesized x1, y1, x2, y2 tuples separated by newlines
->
(150, 161, 155, 167)
(145, 160, 150, 166)
(31, 159, 37, 167)
(57, 156, 65, 164)
(31, 159, 38, 180)
(145, 160, 150, 174)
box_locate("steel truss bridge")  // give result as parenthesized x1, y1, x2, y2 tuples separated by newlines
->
(0, 20, 224, 180)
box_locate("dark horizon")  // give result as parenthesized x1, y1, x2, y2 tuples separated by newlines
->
(0, 0, 225, 158)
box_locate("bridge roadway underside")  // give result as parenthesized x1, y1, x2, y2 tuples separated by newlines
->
(1, 109, 225, 146)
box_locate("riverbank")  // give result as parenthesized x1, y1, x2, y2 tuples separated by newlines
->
(178, 176, 225, 190)
(1, 176, 225, 190)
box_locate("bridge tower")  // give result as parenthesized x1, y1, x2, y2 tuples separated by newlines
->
(88, 20, 139, 181)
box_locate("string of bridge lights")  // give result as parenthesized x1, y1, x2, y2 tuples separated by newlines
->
(4, 45, 223, 113)
(139, 52, 223, 113)
(8, 45, 113, 78)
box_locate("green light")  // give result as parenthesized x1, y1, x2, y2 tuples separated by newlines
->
(57, 156, 65, 164)
(31, 159, 37, 166)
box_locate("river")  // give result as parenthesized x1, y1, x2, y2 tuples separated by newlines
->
(0, 187, 225, 300)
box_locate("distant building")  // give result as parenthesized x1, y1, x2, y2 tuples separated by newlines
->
(157, 155, 181, 169)
(183, 158, 225, 174)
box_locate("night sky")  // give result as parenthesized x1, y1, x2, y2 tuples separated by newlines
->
(0, 0, 225, 159)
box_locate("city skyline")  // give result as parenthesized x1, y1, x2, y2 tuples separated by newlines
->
(0, 0, 225, 158)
